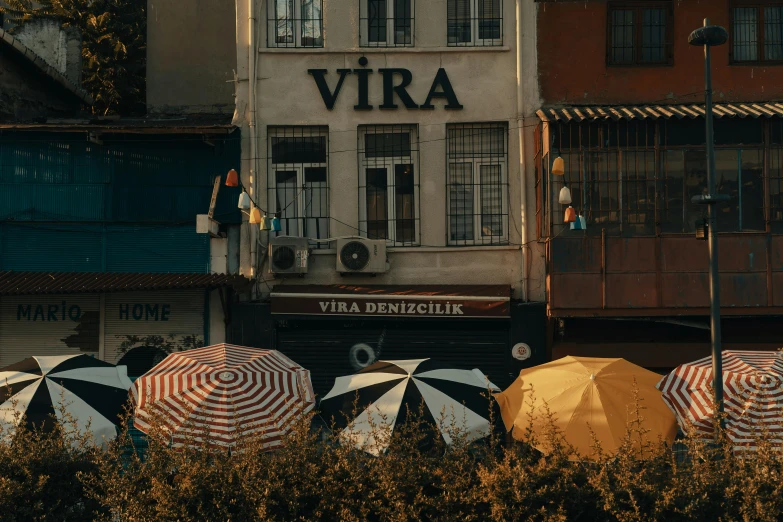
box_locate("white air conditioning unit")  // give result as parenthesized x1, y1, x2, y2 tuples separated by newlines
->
(336, 238, 387, 274)
(269, 237, 310, 275)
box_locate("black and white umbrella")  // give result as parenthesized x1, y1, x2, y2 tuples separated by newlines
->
(320, 358, 499, 455)
(0, 355, 133, 446)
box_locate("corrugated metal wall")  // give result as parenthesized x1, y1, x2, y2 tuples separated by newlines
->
(0, 223, 209, 273)
(275, 319, 511, 398)
(103, 290, 206, 364)
(0, 131, 241, 274)
(0, 294, 100, 367)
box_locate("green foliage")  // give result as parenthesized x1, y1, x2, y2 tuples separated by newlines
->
(2, 394, 783, 521)
(0, 0, 146, 116)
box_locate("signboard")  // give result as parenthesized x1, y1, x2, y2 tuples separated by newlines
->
(271, 285, 510, 318)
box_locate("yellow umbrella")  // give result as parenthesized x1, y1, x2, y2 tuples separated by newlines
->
(495, 356, 677, 458)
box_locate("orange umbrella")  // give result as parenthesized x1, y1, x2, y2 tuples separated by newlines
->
(495, 356, 677, 458)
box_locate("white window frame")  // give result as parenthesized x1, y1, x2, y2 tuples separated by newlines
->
(268, 0, 324, 48)
(360, 0, 414, 47)
(447, 0, 503, 47)
(268, 128, 329, 242)
(359, 126, 420, 247)
(446, 124, 508, 245)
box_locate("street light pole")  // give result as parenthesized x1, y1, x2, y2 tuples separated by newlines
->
(689, 19, 729, 428)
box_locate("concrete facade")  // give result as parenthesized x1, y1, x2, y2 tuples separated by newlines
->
(233, 0, 545, 302)
(146, 0, 237, 115)
(12, 20, 82, 86)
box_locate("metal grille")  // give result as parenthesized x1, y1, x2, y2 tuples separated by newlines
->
(447, 0, 502, 47)
(267, 127, 330, 248)
(547, 121, 771, 237)
(267, 0, 323, 48)
(731, 3, 783, 62)
(357, 125, 420, 246)
(446, 123, 508, 245)
(770, 147, 783, 232)
(607, 2, 671, 65)
(360, 0, 414, 47)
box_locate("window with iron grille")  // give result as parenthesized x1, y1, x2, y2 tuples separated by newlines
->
(446, 123, 508, 245)
(268, 0, 323, 48)
(358, 125, 419, 246)
(447, 0, 502, 47)
(360, 0, 414, 47)
(607, 1, 672, 66)
(267, 127, 329, 247)
(731, 1, 783, 63)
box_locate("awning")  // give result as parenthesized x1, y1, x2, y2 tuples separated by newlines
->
(537, 102, 783, 123)
(0, 271, 251, 295)
(271, 285, 511, 318)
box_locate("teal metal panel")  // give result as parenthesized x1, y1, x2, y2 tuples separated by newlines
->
(0, 131, 242, 225)
(105, 225, 210, 273)
(0, 223, 103, 271)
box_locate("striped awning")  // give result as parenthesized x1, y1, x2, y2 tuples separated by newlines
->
(537, 103, 783, 122)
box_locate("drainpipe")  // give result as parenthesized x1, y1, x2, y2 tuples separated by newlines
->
(516, 0, 529, 302)
(248, 0, 258, 281)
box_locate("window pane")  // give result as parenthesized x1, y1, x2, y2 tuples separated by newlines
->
(610, 9, 635, 64)
(366, 168, 388, 239)
(641, 8, 666, 63)
(715, 150, 740, 232)
(586, 153, 620, 234)
(275, 170, 299, 236)
(301, 0, 323, 47)
(622, 151, 655, 235)
(765, 7, 783, 60)
(303, 167, 328, 239)
(368, 0, 387, 43)
(449, 125, 505, 156)
(365, 133, 411, 157)
(733, 7, 758, 61)
(271, 136, 326, 164)
(275, 0, 294, 43)
(448, 0, 471, 43)
(449, 163, 474, 241)
(662, 150, 684, 233)
(394, 0, 412, 44)
(684, 150, 708, 233)
(741, 149, 765, 231)
(480, 164, 503, 237)
(478, 0, 501, 40)
(395, 164, 415, 243)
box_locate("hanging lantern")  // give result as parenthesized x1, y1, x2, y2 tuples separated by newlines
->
(564, 206, 577, 223)
(249, 208, 262, 224)
(225, 169, 239, 187)
(270, 217, 282, 232)
(552, 156, 565, 176)
(237, 191, 251, 210)
(259, 215, 272, 231)
(558, 186, 572, 205)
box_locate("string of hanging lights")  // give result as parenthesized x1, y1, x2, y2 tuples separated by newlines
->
(225, 168, 283, 232)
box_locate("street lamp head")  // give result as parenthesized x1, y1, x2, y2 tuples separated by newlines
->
(688, 25, 728, 47)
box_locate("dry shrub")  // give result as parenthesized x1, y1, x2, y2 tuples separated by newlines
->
(5, 387, 783, 521)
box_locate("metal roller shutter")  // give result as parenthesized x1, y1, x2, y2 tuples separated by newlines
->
(275, 319, 511, 398)
(0, 294, 100, 367)
(104, 290, 205, 364)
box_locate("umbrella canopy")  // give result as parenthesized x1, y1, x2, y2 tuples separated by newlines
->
(657, 350, 783, 451)
(132, 344, 315, 449)
(319, 359, 499, 456)
(495, 356, 677, 458)
(0, 355, 133, 446)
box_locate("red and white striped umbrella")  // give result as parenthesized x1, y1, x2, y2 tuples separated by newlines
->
(132, 344, 314, 449)
(657, 350, 783, 451)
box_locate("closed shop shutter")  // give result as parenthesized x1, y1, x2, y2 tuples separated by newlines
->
(276, 319, 511, 398)
(0, 294, 100, 367)
(104, 290, 206, 364)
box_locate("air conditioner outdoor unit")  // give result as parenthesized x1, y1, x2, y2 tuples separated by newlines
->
(269, 236, 310, 275)
(336, 238, 387, 274)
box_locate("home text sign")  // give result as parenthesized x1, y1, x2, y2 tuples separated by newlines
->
(308, 58, 463, 111)
(272, 296, 509, 318)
